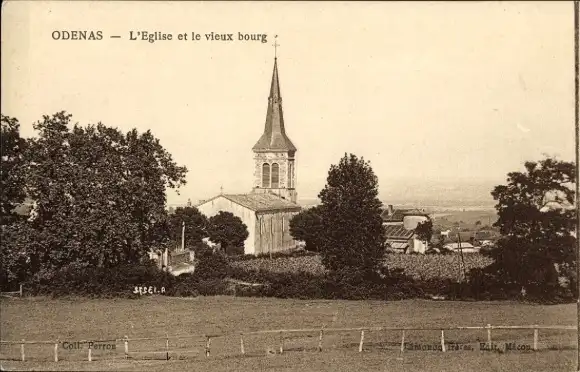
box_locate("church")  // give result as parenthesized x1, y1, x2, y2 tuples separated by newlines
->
(196, 56, 302, 255)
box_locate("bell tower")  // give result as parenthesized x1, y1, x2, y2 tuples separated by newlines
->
(251, 55, 297, 203)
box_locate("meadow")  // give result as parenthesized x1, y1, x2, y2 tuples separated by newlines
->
(0, 296, 576, 371)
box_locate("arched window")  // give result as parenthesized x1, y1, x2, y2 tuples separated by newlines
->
(262, 163, 270, 188)
(271, 163, 280, 188)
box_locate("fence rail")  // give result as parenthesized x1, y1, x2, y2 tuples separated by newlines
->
(0, 324, 577, 363)
(0, 284, 23, 298)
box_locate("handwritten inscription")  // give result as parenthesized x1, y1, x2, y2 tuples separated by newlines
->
(133, 286, 165, 295)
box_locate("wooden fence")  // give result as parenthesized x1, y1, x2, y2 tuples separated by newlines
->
(0, 324, 576, 362)
(0, 284, 22, 298)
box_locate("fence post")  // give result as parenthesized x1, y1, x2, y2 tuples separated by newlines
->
(19, 284, 23, 297)
(318, 328, 324, 352)
(54, 339, 59, 362)
(486, 324, 492, 349)
(165, 334, 169, 361)
(400, 330, 406, 353)
(279, 331, 284, 354)
(205, 336, 211, 357)
(240, 333, 245, 355)
(20, 339, 25, 362)
(88, 344, 92, 362)
(359, 330, 365, 353)
(440, 330, 446, 352)
(533, 325, 539, 351)
(124, 335, 129, 359)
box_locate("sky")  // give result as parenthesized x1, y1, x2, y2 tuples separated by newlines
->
(1, 1, 577, 206)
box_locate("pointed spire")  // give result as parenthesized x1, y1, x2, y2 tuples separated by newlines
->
(252, 56, 297, 153)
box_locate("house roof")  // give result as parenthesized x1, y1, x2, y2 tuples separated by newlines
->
(252, 58, 297, 153)
(384, 224, 414, 240)
(389, 242, 409, 250)
(381, 208, 428, 222)
(199, 193, 301, 213)
(444, 242, 475, 249)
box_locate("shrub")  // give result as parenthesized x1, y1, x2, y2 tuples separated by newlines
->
(192, 244, 230, 280)
(25, 261, 176, 298)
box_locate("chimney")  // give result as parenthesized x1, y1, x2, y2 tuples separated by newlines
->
(388, 205, 394, 215)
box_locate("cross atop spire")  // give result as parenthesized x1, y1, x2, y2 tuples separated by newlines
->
(273, 35, 279, 59)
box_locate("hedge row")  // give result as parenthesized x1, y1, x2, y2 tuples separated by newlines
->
(229, 252, 494, 281)
(12, 252, 574, 304)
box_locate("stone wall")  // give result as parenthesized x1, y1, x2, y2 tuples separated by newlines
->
(254, 209, 300, 255)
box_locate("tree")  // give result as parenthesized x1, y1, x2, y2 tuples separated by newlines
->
(1, 115, 27, 226)
(475, 220, 482, 227)
(318, 153, 385, 276)
(488, 157, 576, 299)
(415, 219, 433, 247)
(11, 112, 187, 278)
(207, 211, 248, 252)
(289, 205, 323, 252)
(167, 206, 208, 249)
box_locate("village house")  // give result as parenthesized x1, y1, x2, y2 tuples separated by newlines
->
(382, 205, 430, 254)
(196, 57, 302, 255)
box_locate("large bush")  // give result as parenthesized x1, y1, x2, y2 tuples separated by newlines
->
(317, 154, 385, 276)
(2, 112, 187, 284)
(192, 243, 231, 280)
(207, 211, 249, 252)
(488, 157, 576, 300)
(289, 206, 323, 252)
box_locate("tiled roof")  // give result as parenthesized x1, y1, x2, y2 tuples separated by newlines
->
(444, 242, 475, 250)
(384, 224, 414, 240)
(252, 58, 297, 152)
(381, 208, 427, 222)
(222, 193, 301, 212)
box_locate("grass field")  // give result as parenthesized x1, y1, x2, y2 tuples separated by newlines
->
(1, 296, 577, 371)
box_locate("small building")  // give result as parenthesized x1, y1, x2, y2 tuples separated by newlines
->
(382, 205, 430, 254)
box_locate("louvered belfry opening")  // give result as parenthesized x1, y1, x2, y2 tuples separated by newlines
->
(271, 163, 280, 188)
(262, 163, 271, 188)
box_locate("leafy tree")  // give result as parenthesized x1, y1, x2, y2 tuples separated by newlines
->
(488, 157, 576, 299)
(318, 153, 385, 276)
(207, 211, 249, 252)
(1, 115, 27, 226)
(11, 112, 187, 279)
(167, 206, 208, 249)
(475, 220, 482, 227)
(289, 205, 323, 252)
(415, 219, 433, 247)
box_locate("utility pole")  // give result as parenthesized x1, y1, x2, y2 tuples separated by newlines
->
(575, 2, 580, 371)
(269, 219, 273, 259)
(457, 231, 467, 282)
(181, 221, 185, 251)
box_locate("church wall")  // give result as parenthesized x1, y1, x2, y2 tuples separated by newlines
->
(254, 209, 300, 255)
(196, 196, 257, 254)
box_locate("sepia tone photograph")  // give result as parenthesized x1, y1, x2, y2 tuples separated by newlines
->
(1, 1, 579, 371)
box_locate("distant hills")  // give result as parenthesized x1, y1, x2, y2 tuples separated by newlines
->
(298, 178, 499, 211)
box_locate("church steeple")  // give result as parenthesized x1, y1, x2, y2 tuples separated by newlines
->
(251, 52, 298, 204)
(252, 58, 297, 152)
